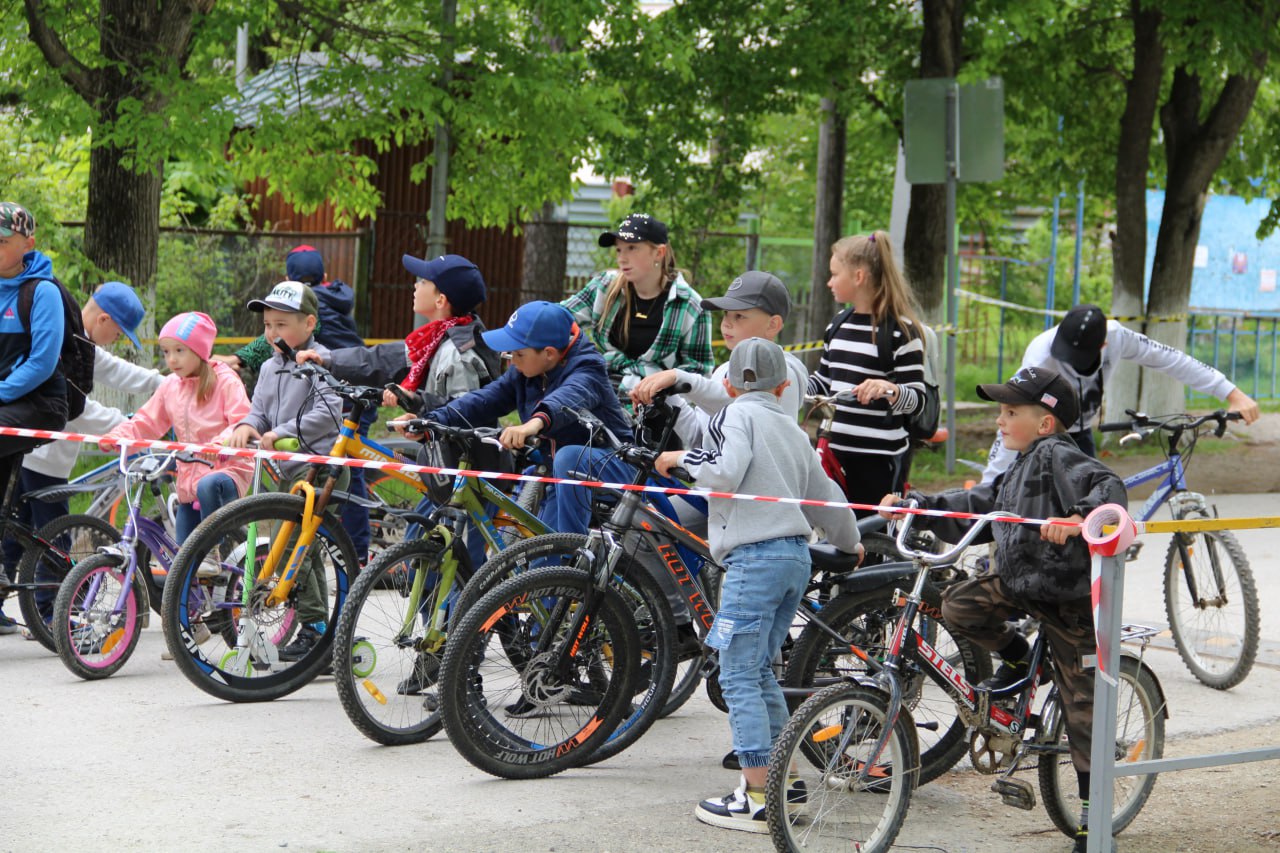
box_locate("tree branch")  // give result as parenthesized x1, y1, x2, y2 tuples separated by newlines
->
(22, 0, 98, 101)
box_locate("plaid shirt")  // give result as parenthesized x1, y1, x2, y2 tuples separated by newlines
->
(562, 271, 713, 389)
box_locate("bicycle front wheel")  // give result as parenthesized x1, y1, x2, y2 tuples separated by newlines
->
(1163, 519, 1259, 689)
(439, 566, 641, 779)
(333, 536, 454, 745)
(16, 514, 121, 652)
(765, 681, 918, 853)
(52, 553, 145, 680)
(1037, 655, 1165, 837)
(161, 493, 360, 703)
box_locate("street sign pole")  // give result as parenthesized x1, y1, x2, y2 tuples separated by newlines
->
(945, 82, 959, 473)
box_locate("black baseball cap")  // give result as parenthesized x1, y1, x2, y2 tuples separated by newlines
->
(702, 271, 791, 320)
(976, 365, 1080, 427)
(1051, 304, 1108, 375)
(598, 213, 669, 247)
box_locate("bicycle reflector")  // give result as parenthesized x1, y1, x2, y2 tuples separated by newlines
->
(1082, 503, 1137, 557)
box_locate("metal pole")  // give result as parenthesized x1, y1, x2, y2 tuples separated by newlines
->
(1272, 318, 1277, 399)
(998, 260, 1008, 382)
(1086, 551, 1125, 853)
(945, 83, 959, 474)
(745, 217, 759, 271)
(1046, 193, 1060, 329)
(426, 0, 457, 259)
(1255, 317, 1262, 398)
(1072, 181, 1085, 305)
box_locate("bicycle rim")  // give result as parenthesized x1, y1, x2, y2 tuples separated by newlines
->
(53, 555, 143, 679)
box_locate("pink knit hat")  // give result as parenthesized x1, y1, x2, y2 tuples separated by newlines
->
(159, 311, 217, 362)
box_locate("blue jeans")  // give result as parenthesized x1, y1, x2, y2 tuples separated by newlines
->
(175, 472, 240, 545)
(541, 445, 696, 538)
(706, 536, 811, 769)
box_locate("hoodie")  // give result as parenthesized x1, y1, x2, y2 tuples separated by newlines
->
(0, 250, 65, 404)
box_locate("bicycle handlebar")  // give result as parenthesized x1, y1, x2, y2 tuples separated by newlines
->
(1099, 409, 1242, 441)
(274, 337, 385, 405)
(890, 499, 1018, 565)
(564, 382, 693, 480)
(394, 419, 540, 452)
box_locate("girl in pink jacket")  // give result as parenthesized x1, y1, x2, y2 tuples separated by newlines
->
(101, 312, 253, 547)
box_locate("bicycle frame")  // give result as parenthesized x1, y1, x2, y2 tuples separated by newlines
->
(1118, 451, 1188, 523)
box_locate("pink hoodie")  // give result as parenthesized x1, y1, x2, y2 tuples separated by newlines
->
(104, 360, 253, 504)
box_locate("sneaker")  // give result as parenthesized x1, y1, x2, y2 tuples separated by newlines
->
(504, 696, 543, 718)
(277, 623, 325, 662)
(787, 777, 808, 805)
(0, 613, 18, 635)
(675, 623, 703, 661)
(396, 654, 441, 695)
(722, 750, 740, 771)
(196, 554, 223, 579)
(1071, 826, 1087, 853)
(979, 658, 1029, 692)
(694, 776, 767, 833)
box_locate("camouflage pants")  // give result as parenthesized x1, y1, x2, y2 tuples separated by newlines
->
(941, 572, 1096, 773)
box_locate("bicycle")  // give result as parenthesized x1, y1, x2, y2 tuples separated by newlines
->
(764, 506, 1166, 853)
(331, 419, 547, 746)
(1098, 409, 1258, 689)
(51, 450, 215, 679)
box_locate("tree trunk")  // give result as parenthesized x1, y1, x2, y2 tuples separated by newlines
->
(902, 0, 963, 322)
(806, 95, 846, 358)
(521, 201, 568, 303)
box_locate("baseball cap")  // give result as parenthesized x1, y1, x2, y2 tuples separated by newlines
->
(285, 245, 325, 284)
(976, 365, 1080, 427)
(402, 253, 487, 316)
(247, 280, 320, 316)
(598, 213, 669, 247)
(1051, 304, 1108, 375)
(159, 311, 217, 362)
(702, 271, 791, 320)
(92, 281, 145, 347)
(728, 337, 789, 392)
(482, 301, 574, 352)
(0, 202, 35, 238)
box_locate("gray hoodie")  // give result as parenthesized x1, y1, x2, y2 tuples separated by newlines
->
(237, 337, 342, 457)
(682, 390, 860, 562)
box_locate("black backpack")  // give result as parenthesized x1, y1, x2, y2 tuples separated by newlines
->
(18, 278, 95, 420)
(823, 307, 941, 444)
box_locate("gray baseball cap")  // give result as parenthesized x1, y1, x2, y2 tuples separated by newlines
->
(728, 337, 788, 391)
(702, 271, 791, 320)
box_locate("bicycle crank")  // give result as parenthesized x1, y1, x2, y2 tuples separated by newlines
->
(969, 730, 1017, 774)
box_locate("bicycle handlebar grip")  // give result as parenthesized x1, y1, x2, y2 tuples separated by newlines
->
(274, 437, 301, 452)
(273, 338, 298, 362)
(1098, 421, 1133, 433)
(668, 466, 693, 482)
(1082, 504, 1137, 557)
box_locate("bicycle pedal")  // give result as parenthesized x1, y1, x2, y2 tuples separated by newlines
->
(1124, 541, 1144, 562)
(991, 777, 1036, 811)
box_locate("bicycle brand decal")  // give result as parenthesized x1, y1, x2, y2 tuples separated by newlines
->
(657, 542, 714, 629)
(915, 634, 974, 703)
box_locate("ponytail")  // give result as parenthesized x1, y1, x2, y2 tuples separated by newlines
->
(831, 229, 922, 342)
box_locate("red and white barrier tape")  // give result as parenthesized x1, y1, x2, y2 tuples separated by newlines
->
(0, 425, 1079, 529)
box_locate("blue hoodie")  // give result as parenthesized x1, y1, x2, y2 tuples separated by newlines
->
(0, 251, 66, 404)
(428, 328, 633, 446)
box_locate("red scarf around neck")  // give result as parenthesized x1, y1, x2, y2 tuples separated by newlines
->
(401, 315, 472, 392)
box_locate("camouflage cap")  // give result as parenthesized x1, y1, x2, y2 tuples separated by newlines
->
(0, 202, 35, 238)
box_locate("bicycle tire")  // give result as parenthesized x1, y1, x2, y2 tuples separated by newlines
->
(333, 536, 452, 746)
(1037, 655, 1165, 838)
(52, 553, 145, 680)
(452, 532, 679, 764)
(1163, 512, 1259, 690)
(783, 581, 991, 786)
(161, 493, 359, 703)
(439, 565, 641, 779)
(15, 514, 121, 652)
(765, 681, 918, 853)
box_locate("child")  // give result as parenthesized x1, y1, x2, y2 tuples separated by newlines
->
(226, 281, 344, 660)
(655, 337, 862, 833)
(100, 312, 252, 547)
(879, 365, 1126, 853)
(4, 282, 160, 636)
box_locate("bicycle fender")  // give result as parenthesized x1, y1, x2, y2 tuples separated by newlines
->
(1121, 651, 1170, 720)
(826, 561, 918, 596)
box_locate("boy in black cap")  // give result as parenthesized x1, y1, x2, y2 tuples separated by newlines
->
(981, 303, 1259, 484)
(880, 365, 1126, 853)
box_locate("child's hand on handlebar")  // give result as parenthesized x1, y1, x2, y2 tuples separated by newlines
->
(654, 450, 686, 478)
(98, 436, 118, 453)
(1040, 514, 1083, 545)
(877, 493, 907, 519)
(630, 369, 678, 406)
(294, 349, 325, 367)
(499, 418, 543, 450)
(388, 417, 427, 441)
(224, 425, 260, 449)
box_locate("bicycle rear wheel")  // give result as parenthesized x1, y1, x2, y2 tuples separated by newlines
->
(439, 566, 640, 779)
(52, 553, 145, 680)
(1163, 516, 1259, 689)
(333, 536, 455, 745)
(161, 493, 359, 703)
(15, 514, 121, 652)
(765, 681, 918, 853)
(1037, 655, 1165, 837)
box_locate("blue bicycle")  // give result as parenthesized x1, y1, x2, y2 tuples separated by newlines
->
(1099, 409, 1258, 689)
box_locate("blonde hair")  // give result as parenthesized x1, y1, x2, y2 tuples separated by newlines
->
(194, 359, 216, 404)
(831, 229, 922, 341)
(600, 242, 682, 349)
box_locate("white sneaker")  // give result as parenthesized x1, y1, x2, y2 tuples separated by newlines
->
(694, 776, 767, 833)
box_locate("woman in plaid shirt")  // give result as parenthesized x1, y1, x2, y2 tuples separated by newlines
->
(562, 214, 714, 392)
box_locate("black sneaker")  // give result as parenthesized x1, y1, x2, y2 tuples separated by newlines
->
(675, 623, 703, 661)
(277, 624, 325, 662)
(722, 750, 740, 770)
(397, 654, 441, 695)
(694, 777, 767, 833)
(979, 658, 1029, 692)
(1071, 826, 1087, 853)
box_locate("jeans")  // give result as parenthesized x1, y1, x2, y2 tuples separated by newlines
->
(706, 535, 811, 769)
(174, 472, 241, 545)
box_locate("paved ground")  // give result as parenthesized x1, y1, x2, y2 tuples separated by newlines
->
(4, 494, 1279, 852)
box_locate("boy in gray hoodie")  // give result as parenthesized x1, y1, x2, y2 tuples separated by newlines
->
(656, 337, 862, 833)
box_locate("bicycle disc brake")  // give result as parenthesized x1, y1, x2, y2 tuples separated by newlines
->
(519, 651, 576, 709)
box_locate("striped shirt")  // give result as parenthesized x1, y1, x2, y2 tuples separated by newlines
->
(807, 312, 926, 456)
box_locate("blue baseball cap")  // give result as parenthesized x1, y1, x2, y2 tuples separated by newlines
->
(402, 253, 487, 316)
(482, 301, 574, 352)
(92, 281, 145, 347)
